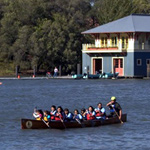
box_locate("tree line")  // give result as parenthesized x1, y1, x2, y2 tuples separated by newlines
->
(0, 0, 150, 75)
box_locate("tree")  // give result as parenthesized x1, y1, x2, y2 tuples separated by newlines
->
(0, 0, 150, 75)
(91, 0, 150, 26)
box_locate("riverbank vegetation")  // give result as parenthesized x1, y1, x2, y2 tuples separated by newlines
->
(0, 0, 150, 76)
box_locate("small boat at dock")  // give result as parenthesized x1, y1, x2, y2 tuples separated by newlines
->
(72, 72, 119, 79)
(21, 114, 127, 129)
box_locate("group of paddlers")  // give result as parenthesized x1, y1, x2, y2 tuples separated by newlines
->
(33, 96, 122, 123)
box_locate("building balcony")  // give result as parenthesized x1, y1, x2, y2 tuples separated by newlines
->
(82, 44, 127, 53)
(136, 44, 150, 50)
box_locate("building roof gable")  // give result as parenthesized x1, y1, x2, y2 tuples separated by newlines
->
(82, 14, 150, 34)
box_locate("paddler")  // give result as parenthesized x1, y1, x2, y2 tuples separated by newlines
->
(94, 103, 106, 120)
(86, 106, 96, 120)
(73, 109, 83, 121)
(63, 108, 73, 122)
(106, 96, 122, 119)
(54, 106, 64, 121)
(33, 109, 43, 120)
(50, 105, 56, 120)
(43, 110, 51, 122)
(81, 108, 87, 120)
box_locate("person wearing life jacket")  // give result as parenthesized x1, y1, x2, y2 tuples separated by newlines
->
(43, 110, 51, 122)
(50, 105, 56, 120)
(86, 106, 96, 120)
(106, 96, 122, 119)
(81, 108, 87, 120)
(54, 106, 64, 121)
(63, 108, 73, 122)
(33, 109, 43, 120)
(73, 109, 83, 121)
(95, 103, 106, 120)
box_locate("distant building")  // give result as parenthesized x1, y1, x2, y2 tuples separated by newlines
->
(82, 14, 150, 77)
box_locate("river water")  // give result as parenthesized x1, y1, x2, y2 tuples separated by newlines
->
(0, 79, 150, 150)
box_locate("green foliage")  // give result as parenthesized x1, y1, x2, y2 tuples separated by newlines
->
(0, 0, 150, 75)
(93, 0, 150, 25)
(0, 62, 15, 76)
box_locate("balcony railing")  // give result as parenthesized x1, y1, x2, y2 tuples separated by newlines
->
(82, 43, 129, 53)
(137, 44, 150, 50)
(83, 44, 118, 49)
(82, 43, 150, 52)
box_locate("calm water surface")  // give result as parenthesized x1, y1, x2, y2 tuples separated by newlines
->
(0, 79, 150, 150)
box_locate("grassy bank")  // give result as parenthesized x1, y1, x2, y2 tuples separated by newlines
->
(0, 62, 47, 77)
(0, 62, 15, 76)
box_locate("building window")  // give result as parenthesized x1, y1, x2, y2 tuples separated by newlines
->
(114, 59, 119, 68)
(101, 37, 107, 47)
(137, 59, 142, 66)
(111, 37, 117, 47)
(122, 37, 128, 49)
(146, 59, 150, 65)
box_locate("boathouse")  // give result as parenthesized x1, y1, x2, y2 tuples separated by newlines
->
(82, 14, 150, 77)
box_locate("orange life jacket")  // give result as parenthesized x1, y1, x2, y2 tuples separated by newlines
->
(95, 112, 102, 117)
(87, 112, 96, 120)
(95, 107, 106, 117)
(55, 113, 63, 121)
(50, 112, 55, 120)
(95, 109, 103, 117)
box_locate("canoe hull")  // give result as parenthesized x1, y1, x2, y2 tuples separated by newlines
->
(21, 114, 127, 129)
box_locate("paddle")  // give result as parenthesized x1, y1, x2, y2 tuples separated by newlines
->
(113, 108, 123, 124)
(75, 118, 85, 128)
(75, 118, 82, 124)
(59, 115, 66, 129)
(106, 104, 123, 124)
(42, 119, 50, 128)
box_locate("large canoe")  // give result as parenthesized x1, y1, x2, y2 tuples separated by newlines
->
(21, 114, 127, 129)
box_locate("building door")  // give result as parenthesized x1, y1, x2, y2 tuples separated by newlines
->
(113, 58, 123, 76)
(93, 59, 102, 74)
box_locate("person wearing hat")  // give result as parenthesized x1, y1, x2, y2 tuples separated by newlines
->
(106, 96, 122, 119)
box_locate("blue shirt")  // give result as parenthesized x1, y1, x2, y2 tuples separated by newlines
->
(64, 112, 73, 121)
(74, 114, 83, 120)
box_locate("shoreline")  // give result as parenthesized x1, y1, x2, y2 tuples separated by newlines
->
(0, 76, 149, 80)
(0, 76, 73, 80)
